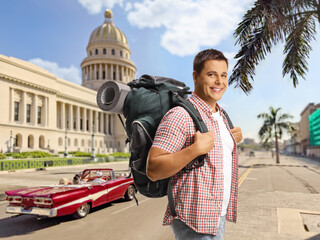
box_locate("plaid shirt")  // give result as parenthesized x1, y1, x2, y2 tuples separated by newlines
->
(152, 93, 238, 235)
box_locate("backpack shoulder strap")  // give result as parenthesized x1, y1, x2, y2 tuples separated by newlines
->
(172, 93, 208, 133)
(221, 109, 234, 129)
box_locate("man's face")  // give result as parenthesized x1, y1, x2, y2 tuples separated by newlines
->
(193, 59, 228, 110)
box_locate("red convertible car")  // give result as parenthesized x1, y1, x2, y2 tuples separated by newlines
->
(5, 168, 136, 219)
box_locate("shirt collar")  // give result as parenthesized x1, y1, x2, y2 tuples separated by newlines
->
(189, 92, 223, 117)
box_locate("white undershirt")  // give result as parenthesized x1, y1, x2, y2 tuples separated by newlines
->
(212, 109, 234, 216)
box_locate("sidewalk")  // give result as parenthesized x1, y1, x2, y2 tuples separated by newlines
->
(226, 153, 320, 240)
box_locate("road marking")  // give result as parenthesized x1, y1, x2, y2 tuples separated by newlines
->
(239, 159, 258, 187)
(112, 198, 149, 215)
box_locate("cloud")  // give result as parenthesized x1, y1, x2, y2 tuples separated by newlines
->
(77, 0, 124, 14)
(127, 0, 253, 56)
(29, 58, 82, 85)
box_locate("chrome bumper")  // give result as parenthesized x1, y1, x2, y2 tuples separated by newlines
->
(6, 205, 57, 217)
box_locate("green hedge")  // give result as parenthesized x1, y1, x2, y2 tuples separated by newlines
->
(109, 152, 130, 157)
(4, 151, 52, 159)
(0, 156, 130, 171)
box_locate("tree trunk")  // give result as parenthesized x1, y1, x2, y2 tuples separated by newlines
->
(275, 134, 280, 164)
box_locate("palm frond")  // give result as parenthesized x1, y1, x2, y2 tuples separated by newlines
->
(283, 11, 317, 86)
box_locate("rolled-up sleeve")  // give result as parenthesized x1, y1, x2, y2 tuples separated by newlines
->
(152, 107, 188, 153)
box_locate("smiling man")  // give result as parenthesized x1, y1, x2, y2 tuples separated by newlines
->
(147, 49, 242, 240)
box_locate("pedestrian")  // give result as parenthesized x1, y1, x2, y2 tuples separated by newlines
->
(147, 49, 243, 240)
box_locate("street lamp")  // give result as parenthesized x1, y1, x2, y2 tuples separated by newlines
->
(91, 124, 95, 160)
(64, 127, 68, 157)
(9, 130, 13, 153)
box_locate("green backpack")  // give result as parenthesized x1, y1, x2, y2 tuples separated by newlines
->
(122, 74, 233, 216)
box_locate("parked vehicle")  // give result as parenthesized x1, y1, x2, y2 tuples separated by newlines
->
(5, 168, 136, 219)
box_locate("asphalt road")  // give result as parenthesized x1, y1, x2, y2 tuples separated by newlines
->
(0, 154, 255, 240)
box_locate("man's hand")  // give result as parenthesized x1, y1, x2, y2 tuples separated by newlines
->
(230, 127, 243, 143)
(193, 130, 214, 155)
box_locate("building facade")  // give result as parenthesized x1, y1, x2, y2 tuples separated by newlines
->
(307, 108, 320, 157)
(299, 103, 320, 155)
(0, 10, 135, 154)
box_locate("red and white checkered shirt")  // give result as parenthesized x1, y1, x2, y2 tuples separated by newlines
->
(152, 93, 238, 235)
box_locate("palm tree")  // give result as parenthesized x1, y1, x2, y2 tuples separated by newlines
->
(230, 0, 319, 93)
(257, 107, 294, 163)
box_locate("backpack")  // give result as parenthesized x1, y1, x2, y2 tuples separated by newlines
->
(120, 74, 234, 215)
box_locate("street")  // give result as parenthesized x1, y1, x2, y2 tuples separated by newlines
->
(0, 153, 319, 239)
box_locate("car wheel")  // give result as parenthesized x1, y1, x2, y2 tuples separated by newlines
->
(124, 185, 135, 201)
(72, 203, 90, 219)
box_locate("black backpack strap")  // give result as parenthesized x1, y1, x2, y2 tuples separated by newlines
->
(221, 109, 234, 129)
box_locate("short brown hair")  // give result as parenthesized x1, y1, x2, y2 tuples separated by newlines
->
(193, 49, 228, 75)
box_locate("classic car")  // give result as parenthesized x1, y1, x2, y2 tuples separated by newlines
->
(5, 168, 136, 219)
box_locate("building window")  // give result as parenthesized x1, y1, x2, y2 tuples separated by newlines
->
(112, 49, 115, 55)
(26, 104, 31, 123)
(120, 73, 122, 81)
(120, 51, 123, 57)
(80, 119, 83, 130)
(90, 51, 92, 56)
(37, 106, 41, 124)
(14, 101, 19, 121)
(73, 116, 76, 130)
(86, 120, 89, 131)
(103, 71, 105, 79)
(113, 72, 116, 80)
(58, 137, 63, 146)
(103, 48, 106, 54)
(96, 71, 99, 80)
(95, 49, 98, 55)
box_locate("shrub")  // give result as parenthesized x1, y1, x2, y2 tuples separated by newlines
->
(96, 154, 108, 157)
(74, 152, 91, 157)
(0, 153, 6, 159)
(109, 152, 130, 158)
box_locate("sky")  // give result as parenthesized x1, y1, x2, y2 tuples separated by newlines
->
(1, 0, 320, 142)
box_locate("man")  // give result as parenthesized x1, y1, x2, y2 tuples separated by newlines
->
(147, 49, 242, 239)
(92, 171, 106, 184)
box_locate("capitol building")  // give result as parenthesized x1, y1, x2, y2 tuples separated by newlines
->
(0, 10, 136, 154)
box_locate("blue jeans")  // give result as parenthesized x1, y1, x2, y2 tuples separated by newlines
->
(171, 216, 225, 240)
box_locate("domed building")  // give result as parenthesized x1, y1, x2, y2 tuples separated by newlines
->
(0, 10, 135, 154)
(81, 9, 136, 91)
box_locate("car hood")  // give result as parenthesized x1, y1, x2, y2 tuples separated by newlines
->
(5, 185, 90, 198)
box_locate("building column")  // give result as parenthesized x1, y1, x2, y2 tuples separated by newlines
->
(100, 112, 103, 133)
(21, 91, 26, 124)
(99, 64, 102, 81)
(111, 64, 114, 80)
(76, 106, 80, 131)
(121, 66, 124, 82)
(10, 88, 14, 122)
(61, 102, 65, 129)
(94, 64, 97, 80)
(82, 68, 84, 82)
(44, 97, 48, 127)
(110, 114, 114, 135)
(83, 108, 87, 132)
(89, 109, 92, 132)
(105, 113, 109, 135)
(126, 67, 129, 83)
(32, 94, 37, 125)
(105, 64, 108, 80)
(69, 104, 73, 130)
(116, 65, 119, 81)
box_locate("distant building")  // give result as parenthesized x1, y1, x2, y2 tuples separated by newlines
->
(243, 138, 255, 145)
(299, 103, 320, 155)
(307, 108, 320, 157)
(0, 10, 136, 154)
(284, 122, 302, 154)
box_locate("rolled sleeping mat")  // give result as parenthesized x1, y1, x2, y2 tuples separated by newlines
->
(96, 81, 131, 114)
